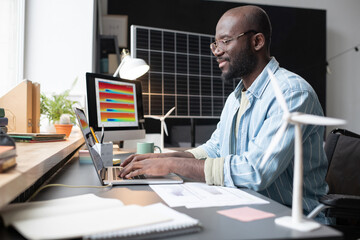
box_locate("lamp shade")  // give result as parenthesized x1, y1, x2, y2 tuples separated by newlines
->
(113, 49, 149, 80)
(119, 55, 149, 80)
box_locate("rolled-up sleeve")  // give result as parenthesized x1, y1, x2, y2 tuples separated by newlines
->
(204, 157, 225, 186)
(186, 147, 208, 160)
(186, 147, 225, 186)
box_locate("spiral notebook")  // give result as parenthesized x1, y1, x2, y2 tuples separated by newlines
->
(86, 203, 202, 240)
(0, 194, 201, 240)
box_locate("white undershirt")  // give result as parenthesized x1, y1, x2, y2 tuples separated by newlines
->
(235, 90, 249, 140)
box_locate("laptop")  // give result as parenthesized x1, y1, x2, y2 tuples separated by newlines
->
(74, 107, 183, 185)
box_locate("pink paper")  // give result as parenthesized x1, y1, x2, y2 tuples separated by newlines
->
(217, 207, 275, 222)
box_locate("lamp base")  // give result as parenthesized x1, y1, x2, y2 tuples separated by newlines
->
(275, 216, 321, 232)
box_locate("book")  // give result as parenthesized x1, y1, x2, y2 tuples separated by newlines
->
(12, 138, 67, 143)
(79, 149, 121, 165)
(0, 117, 8, 127)
(0, 126, 8, 134)
(0, 133, 16, 172)
(79, 149, 93, 164)
(0, 156, 16, 173)
(9, 133, 66, 142)
(0, 108, 4, 118)
(0, 194, 200, 240)
(0, 145, 16, 159)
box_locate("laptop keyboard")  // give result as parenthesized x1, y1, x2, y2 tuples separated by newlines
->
(112, 168, 146, 180)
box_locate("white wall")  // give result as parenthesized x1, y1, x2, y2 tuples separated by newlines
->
(24, 0, 360, 134)
(217, 0, 360, 134)
(24, 0, 95, 103)
(0, 0, 25, 97)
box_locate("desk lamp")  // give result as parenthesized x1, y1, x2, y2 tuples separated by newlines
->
(113, 49, 149, 80)
(262, 69, 346, 232)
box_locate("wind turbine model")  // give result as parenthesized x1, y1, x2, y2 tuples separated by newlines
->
(148, 107, 176, 151)
(262, 69, 346, 232)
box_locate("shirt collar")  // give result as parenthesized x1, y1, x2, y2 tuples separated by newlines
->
(234, 81, 244, 99)
(235, 57, 279, 99)
(247, 57, 279, 99)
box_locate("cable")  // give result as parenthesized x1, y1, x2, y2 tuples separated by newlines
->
(327, 43, 360, 63)
(27, 183, 113, 202)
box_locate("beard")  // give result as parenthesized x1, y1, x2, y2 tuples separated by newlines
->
(221, 40, 258, 83)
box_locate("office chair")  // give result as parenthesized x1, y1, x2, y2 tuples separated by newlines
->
(307, 128, 360, 239)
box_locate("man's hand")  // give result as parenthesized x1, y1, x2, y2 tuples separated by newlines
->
(119, 151, 205, 182)
(120, 157, 175, 179)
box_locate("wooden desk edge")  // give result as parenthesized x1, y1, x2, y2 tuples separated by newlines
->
(0, 134, 85, 209)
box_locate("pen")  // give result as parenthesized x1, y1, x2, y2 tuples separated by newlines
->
(100, 124, 105, 143)
(90, 127, 99, 143)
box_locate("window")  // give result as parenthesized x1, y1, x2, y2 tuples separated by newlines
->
(0, 0, 25, 96)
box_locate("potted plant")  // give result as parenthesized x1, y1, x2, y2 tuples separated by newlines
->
(40, 78, 78, 137)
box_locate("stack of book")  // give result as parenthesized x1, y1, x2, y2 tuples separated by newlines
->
(0, 132, 17, 173)
(0, 108, 8, 134)
(0, 146, 16, 173)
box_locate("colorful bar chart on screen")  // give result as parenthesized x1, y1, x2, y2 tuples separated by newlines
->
(97, 80, 138, 126)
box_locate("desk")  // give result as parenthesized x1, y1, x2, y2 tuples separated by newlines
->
(0, 148, 342, 239)
(0, 134, 84, 208)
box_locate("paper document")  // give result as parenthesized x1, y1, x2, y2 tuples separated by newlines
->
(150, 182, 268, 208)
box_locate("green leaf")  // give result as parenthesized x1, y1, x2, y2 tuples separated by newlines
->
(40, 78, 79, 124)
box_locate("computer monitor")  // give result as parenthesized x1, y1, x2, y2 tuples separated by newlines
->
(86, 72, 145, 143)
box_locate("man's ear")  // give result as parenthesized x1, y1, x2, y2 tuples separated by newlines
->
(253, 33, 265, 51)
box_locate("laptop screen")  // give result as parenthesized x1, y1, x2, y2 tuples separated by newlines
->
(74, 107, 105, 181)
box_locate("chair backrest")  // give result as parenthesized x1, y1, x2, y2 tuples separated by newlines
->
(324, 128, 360, 196)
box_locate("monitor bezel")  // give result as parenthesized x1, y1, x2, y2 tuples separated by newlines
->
(86, 72, 145, 133)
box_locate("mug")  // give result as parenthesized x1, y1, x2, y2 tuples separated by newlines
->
(136, 142, 162, 154)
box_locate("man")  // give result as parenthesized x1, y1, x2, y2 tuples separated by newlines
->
(120, 5, 328, 218)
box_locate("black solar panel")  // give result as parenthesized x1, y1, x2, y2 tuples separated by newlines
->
(131, 25, 237, 118)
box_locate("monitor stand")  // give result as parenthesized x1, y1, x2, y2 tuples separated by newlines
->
(95, 129, 146, 143)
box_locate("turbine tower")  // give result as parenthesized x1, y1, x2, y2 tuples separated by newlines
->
(148, 107, 176, 151)
(262, 69, 346, 231)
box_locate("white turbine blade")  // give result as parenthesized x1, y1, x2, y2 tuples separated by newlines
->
(267, 69, 289, 114)
(147, 115, 161, 120)
(163, 121, 168, 136)
(290, 114, 347, 126)
(164, 106, 176, 118)
(260, 122, 288, 169)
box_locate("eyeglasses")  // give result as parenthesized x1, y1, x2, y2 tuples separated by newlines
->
(210, 30, 258, 54)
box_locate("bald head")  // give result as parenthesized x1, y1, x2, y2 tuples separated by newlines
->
(220, 5, 272, 51)
(214, 5, 272, 85)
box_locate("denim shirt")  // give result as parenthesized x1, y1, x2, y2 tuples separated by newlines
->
(199, 58, 328, 214)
